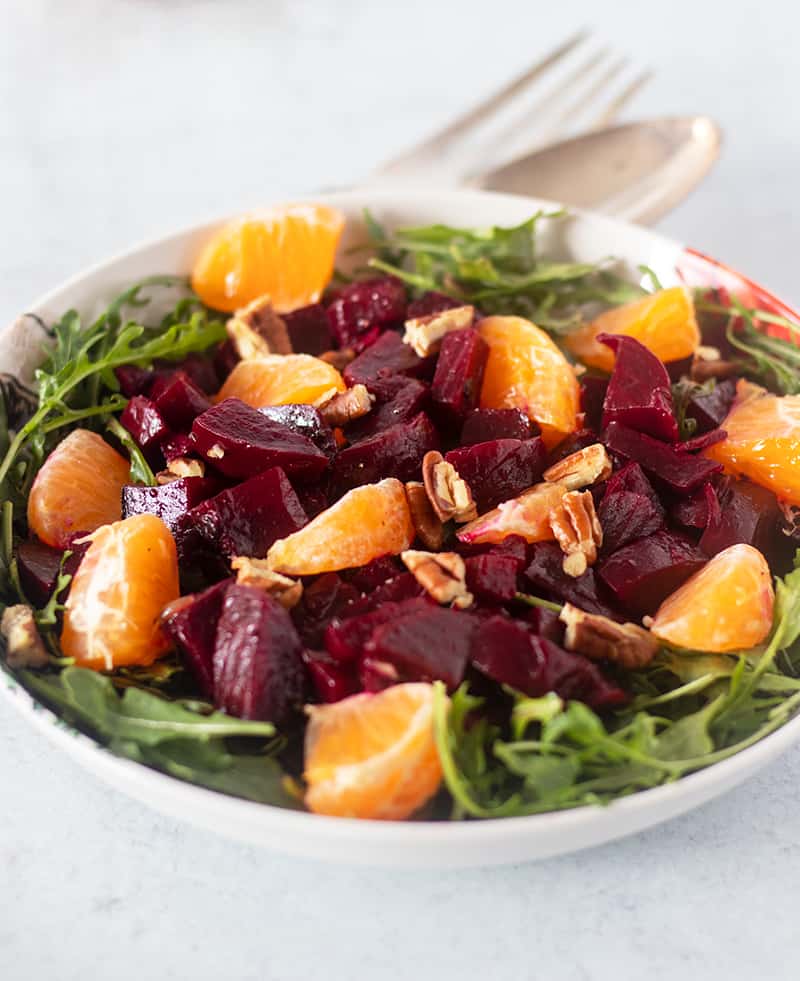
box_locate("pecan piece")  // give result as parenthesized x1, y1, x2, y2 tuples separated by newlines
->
(227, 295, 293, 358)
(156, 456, 206, 484)
(421, 450, 478, 524)
(405, 481, 445, 550)
(318, 383, 375, 427)
(543, 443, 612, 491)
(319, 348, 356, 371)
(559, 602, 659, 668)
(402, 305, 474, 357)
(1, 604, 49, 669)
(549, 490, 603, 578)
(401, 550, 473, 609)
(689, 345, 739, 383)
(231, 556, 303, 609)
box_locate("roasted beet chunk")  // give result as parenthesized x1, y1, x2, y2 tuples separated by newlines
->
(331, 412, 439, 493)
(464, 554, 519, 604)
(671, 482, 720, 530)
(460, 408, 539, 446)
(431, 328, 488, 423)
(580, 375, 609, 432)
(406, 291, 461, 319)
(122, 476, 219, 541)
(16, 540, 85, 609)
(179, 466, 307, 559)
(597, 529, 706, 615)
(302, 649, 357, 704)
(115, 364, 154, 397)
(161, 579, 231, 698)
(603, 421, 721, 494)
(700, 477, 783, 558)
(343, 330, 432, 385)
(213, 585, 306, 725)
(292, 573, 361, 648)
(324, 598, 432, 663)
(281, 303, 333, 356)
(445, 438, 546, 512)
(344, 555, 403, 592)
(524, 543, 620, 619)
(156, 352, 220, 396)
(597, 462, 665, 554)
(191, 398, 328, 481)
(599, 334, 679, 442)
(326, 276, 407, 350)
(258, 403, 336, 456)
(685, 378, 737, 434)
(120, 396, 169, 458)
(150, 371, 212, 432)
(347, 376, 429, 442)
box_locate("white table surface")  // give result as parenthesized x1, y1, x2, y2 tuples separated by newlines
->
(2, 1, 799, 978)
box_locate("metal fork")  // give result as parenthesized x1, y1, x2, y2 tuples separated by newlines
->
(370, 30, 652, 186)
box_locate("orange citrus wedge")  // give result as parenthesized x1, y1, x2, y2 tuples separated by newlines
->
(456, 481, 566, 545)
(304, 682, 444, 819)
(215, 354, 345, 408)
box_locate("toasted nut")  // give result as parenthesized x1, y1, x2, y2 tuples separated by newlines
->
(206, 443, 225, 459)
(1, 605, 49, 669)
(689, 346, 739, 383)
(549, 490, 603, 578)
(320, 348, 356, 371)
(164, 457, 205, 481)
(780, 501, 800, 539)
(231, 556, 303, 609)
(421, 450, 478, 524)
(402, 305, 474, 356)
(311, 386, 341, 408)
(227, 296, 292, 358)
(401, 550, 473, 609)
(544, 443, 612, 491)
(318, 383, 375, 426)
(559, 602, 659, 668)
(405, 481, 445, 550)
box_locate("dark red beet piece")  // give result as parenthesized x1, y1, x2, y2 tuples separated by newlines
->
(294, 484, 328, 519)
(430, 328, 488, 423)
(600, 333, 679, 442)
(258, 403, 336, 456)
(115, 364, 154, 397)
(150, 371, 212, 432)
(153, 353, 220, 396)
(456, 534, 529, 568)
(671, 482, 721, 530)
(292, 573, 361, 648)
(326, 276, 407, 350)
(324, 598, 432, 663)
(160, 579, 231, 698)
(519, 605, 564, 643)
(213, 585, 306, 725)
(700, 477, 783, 558)
(179, 466, 307, 559)
(464, 554, 519, 604)
(686, 378, 737, 433)
(524, 543, 620, 619)
(213, 338, 240, 379)
(348, 376, 429, 442)
(445, 437, 546, 512)
(597, 462, 665, 554)
(161, 433, 195, 462)
(359, 655, 402, 693)
(281, 303, 333, 356)
(460, 408, 538, 445)
(343, 331, 433, 385)
(341, 573, 427, 621)
(545, 429, 599, 466)
(191, 398, 328, 481)
(330, 411, 439, 493)
(120, 396, 169, 457)
(580, 375, 609, 432)
(344, 555, 403, 593)
(16, 540, 85, 609)
(675, 428, 727, 454)
(597, 529, 707, 615)
(406, 291, 461, 319)
(302, 650, 357, 704)
(122, 476, 219, 541)
(603, 422, 722, 494)
(537, 636, 627, 709)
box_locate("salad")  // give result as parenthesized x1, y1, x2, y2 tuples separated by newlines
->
(3, 202, 800, 823)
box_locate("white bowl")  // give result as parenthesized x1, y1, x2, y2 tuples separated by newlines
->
(3, 187, 799, 868)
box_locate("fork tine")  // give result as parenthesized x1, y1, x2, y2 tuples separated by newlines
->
(548, 56, 631, 131)
(588, 69, 654, 128)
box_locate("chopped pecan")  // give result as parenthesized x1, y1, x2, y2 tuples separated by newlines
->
(206, 443, 225, 459)
(780, 501, 800, 539)
(690, 344, 739, 383)
(559, 602, 659, 668)
(318, 383, 375, 426)
(421, 450, 478, 523)
(311, 386, 341, 408)
(405, 481, 445, 550)
(1, 605, 49, 669)
(400, 550, 473, 609)
(157, 456, 206, 484)
(227, 296, 292, 358)
(231, 556, 303, 609)
(319, 348, 356, 371)
(402, 305, 474, 356)
(543, 443, 612, 491)
(549, 490, 603, 577)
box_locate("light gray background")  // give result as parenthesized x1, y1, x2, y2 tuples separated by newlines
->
(1, 2, 798, 978)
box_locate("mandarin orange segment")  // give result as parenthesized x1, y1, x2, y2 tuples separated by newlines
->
(61, 514, 180, 670)
(304, 682, 444, 819)
(478, 315, 580, 449)
(565, 286, 700, 372)
(190, 203, 345, 313)
(704, 380, 800, 506)
(650, 544, 774, 653)
(215, 354, 345, 408)
(27, 429, 131, 549)
(267, 478, 414, 575)
(456, 481, 566, 546)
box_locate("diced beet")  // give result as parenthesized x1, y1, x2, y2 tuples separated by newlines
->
(122, 476, 219, 541)
(460, 408, 538, 445)
(545, 429, 599, 466)
(120, 396, 169, 457)
(281, 303, 333, 356)
(597, 529, 707, 615)
(537, 636, 627, 709)
(599, 334, 679, 442)
(597, 462, 665, 554)
(675, 428, 727, 454)
(302, 650, 357, 703)
(686, 378, 737, 433)
(430, 328, 488, 423)
(153, 353, 220, 396)
(160, 579, 231, 698)
(348, 376, 429, 441)
(364, 606, 479, 689)
(161, 433, 195, 462)
(292, 573, 361, 648)
(213, 585, 306, 725)
(456, 534, 529, 569)
(191, 398, 328, 481)
(700, 477, 783, 558)
(294, 484, 328, 519)
(150, 371, 212, 432)
(16, 540, 85, 609)
(580, 375, 609, 432)
(115, 364, 154, 397)
(406, 291, 461, 319)
(326, 276, 407, 350)
(671, 482, 720, 530)
(445, 437, 546, 512)
(258, 403, 336, 456)
(344, 555, 403, 593)
(464, 554, 519, 604)
(519, 605, 564, 643)
(324, 598, 432, 663)
(330, 411, 439, 493)
(179, 466, 307, 559)
(214, 339, 240, 379)
(359, 655, 402, 693)
(343, 331, 433, 385)
(341, 573, 427, 622)
(524, 543, 620, 619)
(603, 422, 722, 494)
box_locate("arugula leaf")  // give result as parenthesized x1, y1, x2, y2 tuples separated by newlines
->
(106, 417, 156, 486)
